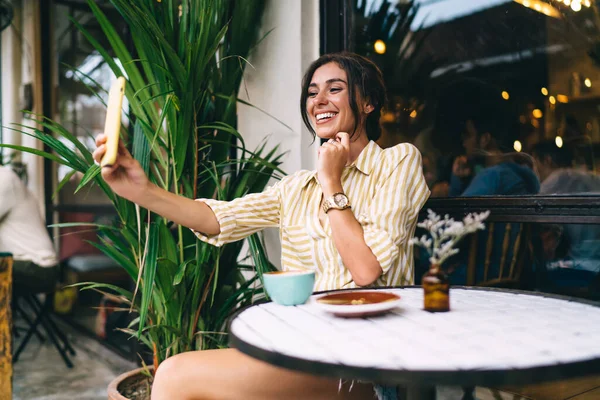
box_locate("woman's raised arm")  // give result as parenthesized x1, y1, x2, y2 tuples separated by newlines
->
(92, 134, 220, 235)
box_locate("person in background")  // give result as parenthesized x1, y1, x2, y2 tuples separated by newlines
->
(434, 78, 540, 197)
(532, 140, 600, 297)
(0, 164, 58, 293)
(432, 78, 540, 285)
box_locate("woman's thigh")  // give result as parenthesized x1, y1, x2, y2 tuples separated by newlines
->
(151, 348, 377, 400)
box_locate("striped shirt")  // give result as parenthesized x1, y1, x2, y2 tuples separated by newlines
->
(194, 141, 430, 291)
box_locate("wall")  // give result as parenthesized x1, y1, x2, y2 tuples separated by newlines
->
(1, 0, 45, 212)
(237, 0, 320, 267)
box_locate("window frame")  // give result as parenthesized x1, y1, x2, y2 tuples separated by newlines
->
(322, 0, 600, 224)
(41, 0, 128, 225)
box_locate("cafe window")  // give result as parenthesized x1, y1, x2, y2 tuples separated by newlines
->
(322, 0, 600, 297)
(52, 0, 128, 208)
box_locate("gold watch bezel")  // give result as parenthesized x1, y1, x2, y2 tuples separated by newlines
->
(323, 192, 351, 214)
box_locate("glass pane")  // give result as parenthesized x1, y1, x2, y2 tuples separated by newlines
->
(54, 2, 127, 204)
(412, 218, 600, 300)
(350, 0, 600, 198)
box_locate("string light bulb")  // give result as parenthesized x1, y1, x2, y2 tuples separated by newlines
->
(532, 109, 543, 119)
(585, 78, 592, 87)
(514, 140, 523, 152)
(374, 40, 386, 54)
(571, 0, 582, 11)
(502, 91, 510, 100)
(541, 87, 549, 96)
(555, 136, 563, 148)
(549, 96, 556, 104)
(515, 0, 561, 18)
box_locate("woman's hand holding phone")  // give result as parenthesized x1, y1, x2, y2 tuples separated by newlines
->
(92, 77, 149, 203)
(93, 133, 149, 203)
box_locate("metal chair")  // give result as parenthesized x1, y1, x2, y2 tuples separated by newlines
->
(12, 263, 76, 368)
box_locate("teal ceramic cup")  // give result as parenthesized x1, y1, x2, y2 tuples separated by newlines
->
(263, 270, 316, 306)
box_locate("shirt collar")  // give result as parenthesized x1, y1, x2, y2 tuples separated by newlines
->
(351, 140, 381, 176)
(301, 140, 382, 188)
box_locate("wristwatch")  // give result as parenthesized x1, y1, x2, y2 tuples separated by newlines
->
(322, 192, 351, 214)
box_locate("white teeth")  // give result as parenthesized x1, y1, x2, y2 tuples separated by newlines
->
(316, 112, 337, 121)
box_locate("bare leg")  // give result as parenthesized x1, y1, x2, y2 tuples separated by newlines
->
(151, 348, 377, 400)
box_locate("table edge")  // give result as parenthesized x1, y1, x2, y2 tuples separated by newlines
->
(228, 286, 600, 387)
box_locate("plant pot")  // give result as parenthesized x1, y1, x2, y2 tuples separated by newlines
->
(108, 367, 154, 400)
(422, 265, 450, 312)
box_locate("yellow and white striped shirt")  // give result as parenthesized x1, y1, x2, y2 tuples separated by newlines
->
(194, 141, 430, 291)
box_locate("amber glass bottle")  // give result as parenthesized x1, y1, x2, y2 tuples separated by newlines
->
(422, 265, 450, 312)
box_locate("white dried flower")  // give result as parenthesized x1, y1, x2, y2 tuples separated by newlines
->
(410, 209, 490, 267)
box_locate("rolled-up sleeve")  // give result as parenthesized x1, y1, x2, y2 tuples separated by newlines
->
(358, 145, 430, 275)
(192, 183, 281, 247)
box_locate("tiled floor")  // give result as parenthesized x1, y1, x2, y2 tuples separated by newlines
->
(12, 318, 136, 400)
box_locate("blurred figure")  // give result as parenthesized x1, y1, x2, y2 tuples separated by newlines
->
(0, 164, 58, 293)
(421, 153, 451, 197)
(533, 139, 574, 184)
(431, 79, 539, 286)
(434, 78, 539, 197)
(532, 141, 600, 298)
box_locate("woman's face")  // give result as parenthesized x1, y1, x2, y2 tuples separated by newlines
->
(306, 62, 358, 140)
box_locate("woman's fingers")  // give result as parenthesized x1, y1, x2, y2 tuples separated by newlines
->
(95, 134, 107, 147)
(92, 144, 105, 165)
(336, 132, 349, 149)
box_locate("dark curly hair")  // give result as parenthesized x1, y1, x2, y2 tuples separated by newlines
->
(300, 52, 387, 142)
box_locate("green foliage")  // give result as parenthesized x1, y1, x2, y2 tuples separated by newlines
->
(3, 0, 283, 365)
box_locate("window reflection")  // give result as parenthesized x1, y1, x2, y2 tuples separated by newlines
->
(351, 0, 600, 197)
(352, 0, 600, 295)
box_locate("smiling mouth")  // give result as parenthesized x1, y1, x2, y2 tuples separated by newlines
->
(315, 112, 338, 124)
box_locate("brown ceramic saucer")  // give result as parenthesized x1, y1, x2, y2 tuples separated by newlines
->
(314, 291, 402, 318)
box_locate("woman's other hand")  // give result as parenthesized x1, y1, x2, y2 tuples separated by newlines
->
(317, 132, 350, 187)
(92, 134, 149, 202)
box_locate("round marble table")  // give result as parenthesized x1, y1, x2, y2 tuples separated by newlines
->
(228, 287, 600, 399)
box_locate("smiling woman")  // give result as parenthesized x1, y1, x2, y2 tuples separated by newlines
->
(92, 51, 430, 400)
(317, 0, 600, 301)
(301, 52, 387, 143)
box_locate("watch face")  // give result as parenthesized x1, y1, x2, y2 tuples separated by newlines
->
(333, 193, 349, 207)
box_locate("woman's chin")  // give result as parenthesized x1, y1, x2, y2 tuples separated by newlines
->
(315, 130, 336, 140)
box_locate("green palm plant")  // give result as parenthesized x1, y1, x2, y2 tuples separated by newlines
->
(2, 0, 285, 370)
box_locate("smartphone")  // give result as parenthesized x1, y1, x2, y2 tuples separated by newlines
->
(100, 77, 126, 167)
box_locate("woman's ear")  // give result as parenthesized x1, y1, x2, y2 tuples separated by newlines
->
(364, 104, 374, 114)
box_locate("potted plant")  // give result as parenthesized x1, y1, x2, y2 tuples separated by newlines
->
(3, 1, 285, 398)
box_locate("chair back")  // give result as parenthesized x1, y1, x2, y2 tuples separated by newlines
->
(466, 222, 532, 288)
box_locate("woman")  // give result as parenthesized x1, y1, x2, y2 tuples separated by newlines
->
(93, 52, 429, 400)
